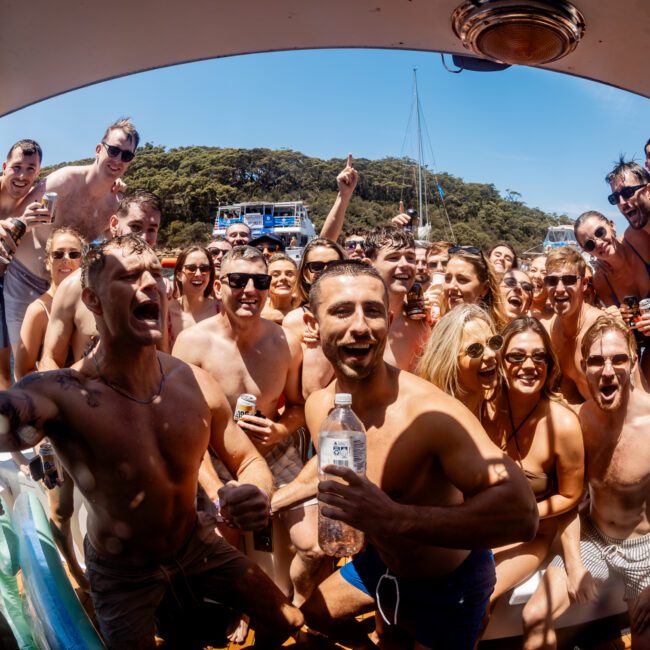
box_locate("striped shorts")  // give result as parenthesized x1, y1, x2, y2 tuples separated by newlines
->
(551, 512, 650, 601)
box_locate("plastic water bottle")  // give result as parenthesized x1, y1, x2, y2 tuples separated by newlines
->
(318, 393, 366, 557)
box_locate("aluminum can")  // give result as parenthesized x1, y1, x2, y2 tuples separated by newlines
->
(41, 191, 58, 221)
(234, 393, 257, 421)
(406, 282, 426, 319)
(0, 218, 27, 265)
(39, 441, 60, 489)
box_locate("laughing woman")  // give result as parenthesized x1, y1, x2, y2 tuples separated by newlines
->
(483, 316, 584, 605)
(499, 268, 534, 322)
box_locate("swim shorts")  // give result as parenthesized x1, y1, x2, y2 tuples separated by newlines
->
(0, 278, 9, 349)
(340, 544, 495, 649)
(84, 512, 253, 647)
(550, 512, 650, 601)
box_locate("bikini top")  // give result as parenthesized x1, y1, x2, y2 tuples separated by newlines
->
(603, 239, 650, 307)
(522, 467, 557, 503)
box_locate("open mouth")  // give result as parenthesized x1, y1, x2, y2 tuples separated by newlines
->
(478, 367, 496, 379)
(600, 384, 617, 398)
(508, 295, 523, 308)
(133, 301, 160, 322)
(394, 273, 411, 281)
(340, 342, 373, 360)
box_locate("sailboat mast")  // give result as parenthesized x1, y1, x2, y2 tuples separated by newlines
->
(413, 68, 425, 232)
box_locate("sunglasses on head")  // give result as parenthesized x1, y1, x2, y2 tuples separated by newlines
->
(101, 142, 135, 163)
(582, 226, 607, 253)
(465, 335, 503, 359)
(504, 351, 548, 365)
(544, 274, 579, 288)
(586, 353, 630, 368)
(51, 250, 82, 260)
(305, 260, 336, 273)
(449, 246, 482, 256)
(221, 272, 271, 290)
(607, 184, 646, 206)
(344, 240, 366, 251)
(502, 276, 533, 293)
(183, 263, 211, 274)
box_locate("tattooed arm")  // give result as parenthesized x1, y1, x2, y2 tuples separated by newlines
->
(0, 373, 60, 451)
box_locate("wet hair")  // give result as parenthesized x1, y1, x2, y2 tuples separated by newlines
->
(364, 225, 415, 261)
(447, 248, 507, 331)
(416, 304, 494, 400)
(309, 260, 387, 317)
(268, 252, 297, 269)
(339, 227, 370, 245)
(221, 245, 268, 273)
(574, 210, 609, 245)
(487, 242, 519, 270)
(500, 316, 562, 400)
(580, 315, 637, 364)
(296, 237, 346, 304)
(429, 241, 453, 256)
(546, 247, 586, 277)
(173, 245, 215, 298)
(103, 117, 140, 150)
(605, 157, 650, 186)
(116, 190, 162, 219)
(81, 234, 152, 290)
(6, 139, 43, 163)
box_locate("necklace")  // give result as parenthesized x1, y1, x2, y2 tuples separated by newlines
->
(92, 353, 165, 404)
(502, 390, 540, 456)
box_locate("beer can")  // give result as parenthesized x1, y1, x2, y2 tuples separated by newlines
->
(41, 192, 58, 219)
(0, 218, 27, 265)
(640, 298, 650, 316)
(234, 393, 257, 421)
(406, 282, 426, 320)
(39, 441, 60, 489)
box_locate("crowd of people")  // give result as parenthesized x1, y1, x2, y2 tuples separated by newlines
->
(0, 119, 648, 649)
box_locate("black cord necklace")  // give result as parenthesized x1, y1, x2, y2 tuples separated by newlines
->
(92, 353, 165, 405)
(502, 390, 539, 455)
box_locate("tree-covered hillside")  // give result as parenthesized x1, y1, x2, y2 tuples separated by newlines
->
(41, 145, 572, 251)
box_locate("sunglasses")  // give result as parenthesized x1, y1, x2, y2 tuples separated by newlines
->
(582, 226, 608, 253)
(344, 240, 366, 251)
(221, 273, 271, 290)
(51, 250, 82, 260)
(449, 246, 482, 256)
(183, 263, 211, 274)
(207, 248, 229, 257)
(607, 184, 646, 205)
(504, 351, 548, 365)
(305, 260, 336, 273)
(101, 142, 135, 163)
(256, 243, 280, 253)
(586, 353, 630, 368)
(544, 274, 579, 287)
(502, 276, 533, 293)
(465, 335, 503, 359)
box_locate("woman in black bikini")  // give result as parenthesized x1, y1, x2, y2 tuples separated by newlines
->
(483, 316, 584, 605)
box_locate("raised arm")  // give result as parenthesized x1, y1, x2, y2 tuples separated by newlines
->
(319, 153, 358, 242)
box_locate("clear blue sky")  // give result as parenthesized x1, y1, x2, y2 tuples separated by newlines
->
(1, 48, 648, 236)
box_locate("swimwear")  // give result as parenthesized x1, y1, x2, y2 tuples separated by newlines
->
(523, 467, 557, 503)
(340, 545, 495, 649)
(550, 511, 650, 601)
(602, 239, 650, 308)
(4, 258, 49, 347)
(84, 512, 253, 647)
(0, 278, 9, 349)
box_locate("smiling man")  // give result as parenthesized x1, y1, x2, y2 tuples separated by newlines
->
(545, 247, 601, 403)
(523, 316, 650, 649)
(4, 119, 139, 353)
(365, 226, 430, 371)
(225, 221, 252, 247)
(300, 260, 537, 650)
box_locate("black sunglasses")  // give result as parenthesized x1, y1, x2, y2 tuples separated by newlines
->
(582, 226, 607, 253)
(465, 335, 503, 359)
(221, 273, 271, 290)
(344, 240, 366, 251)
(607, 184, 646, 206)
(51, 250, 82, 260)
(207, 247, 229, 257)
(305, 260, 336, 273)
(449, 246, 482, 256)
(544, 274, 579, 287)
(586, 353, 630, 368)
(504, 351, 548, 365)
(101, 142, 135, 163)
(256, 243, 280, 253)
(183, 263, 211, 274)
(502, 276, 533, 293)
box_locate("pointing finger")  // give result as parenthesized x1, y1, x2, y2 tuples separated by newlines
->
(399, 200, 405, 213)
(347, 152, 353, 168)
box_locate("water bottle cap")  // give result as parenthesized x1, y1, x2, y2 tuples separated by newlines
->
(334, 393, 352, 406)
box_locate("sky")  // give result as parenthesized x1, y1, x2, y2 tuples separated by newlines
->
(1, 48, 648, 237)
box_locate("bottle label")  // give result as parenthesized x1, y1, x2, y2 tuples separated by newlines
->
(320, 437, 365, 474)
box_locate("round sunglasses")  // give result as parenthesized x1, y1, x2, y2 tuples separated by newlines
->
(464, 335, 504, 359)
(582, 226, 607, 253)
(502, 276, 533, 293)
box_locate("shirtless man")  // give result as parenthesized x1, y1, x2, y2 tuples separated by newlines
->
(40, 190, 162, 368)
(173, 246, 326, 607)
(545, 247, 601, 403)
(206, 238, 232, 273)
(225, 221, 251, 246)
(365, 226, 430, 371)
(523, 317, 650, 649)
(414, 241, 432, 291)
(299, 261, 538, 649)
(4, 119, 138, 351)
(0, 235, 302, 649)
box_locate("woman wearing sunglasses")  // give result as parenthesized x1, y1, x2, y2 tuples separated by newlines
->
(168, 245, 219, 348)
(574, 210, 650, 309)
(499, 268, 534, 321)
(444, 246, 507, 331)
(283, 237, 346, 398)
(15, 227, 84, 378)
(483, 316, 584, 607)
(417, 304, 501, 419)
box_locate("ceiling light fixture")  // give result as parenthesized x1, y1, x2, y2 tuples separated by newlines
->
(452, 0, 586, 66)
